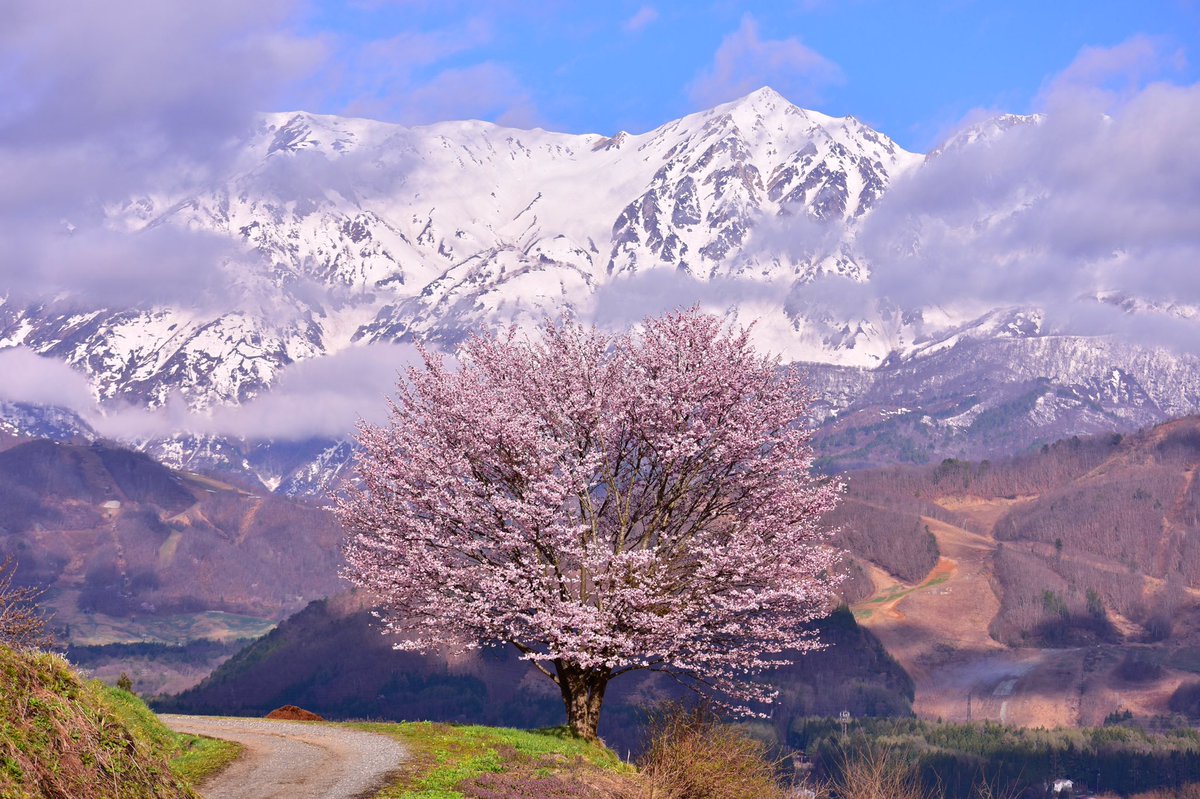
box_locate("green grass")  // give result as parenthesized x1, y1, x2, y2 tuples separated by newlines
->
(348, 721, 632, 799)
(860, 574, 950, 607)
(0, 646, 197, 798)
(853, 572, 951, 621)
(61, 607, 277, 647)
(168, 734, 243, 785)
(97, 685, 242, 784)
(0, 644, 243, 798)
(94, 685, 245, 787)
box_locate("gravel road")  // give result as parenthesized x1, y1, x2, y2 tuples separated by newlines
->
(161, 715, 407, 799)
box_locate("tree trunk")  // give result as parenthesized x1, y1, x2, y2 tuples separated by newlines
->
(556, 661, 610, 742)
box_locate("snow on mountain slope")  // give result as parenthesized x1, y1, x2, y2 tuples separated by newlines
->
(299, 87, 922, 352)
(5, 87, 920, 406)
(602, 87, 919, 276)
(801, 329, 1200, 469)
(927, 113, 1043, 157)
(1, 87, 1198, 489)
(0, 302, 326, 407)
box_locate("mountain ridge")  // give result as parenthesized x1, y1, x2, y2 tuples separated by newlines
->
(0, 87, 925, 410)
(1, 87, 1197, 489)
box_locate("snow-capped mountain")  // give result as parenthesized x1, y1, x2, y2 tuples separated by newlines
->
(1, 88, 923, 408)
(801, 313, 1200, 468)
(927, 112, 1042, 157)
(1, 87, 1197, 487)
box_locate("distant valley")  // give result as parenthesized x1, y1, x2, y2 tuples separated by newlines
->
(3, 417, 1194, 736)
(0, 436, 342, 693)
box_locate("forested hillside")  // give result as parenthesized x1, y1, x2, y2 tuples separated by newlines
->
(834, 417, 1200, 726)
(0, 438, 344, 692)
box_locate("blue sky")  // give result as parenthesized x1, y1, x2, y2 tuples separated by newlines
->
(292, 0, 1200, 150)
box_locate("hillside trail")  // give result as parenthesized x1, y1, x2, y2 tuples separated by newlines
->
(161, 715, 406, 799)
(853, 513, 1082, 726)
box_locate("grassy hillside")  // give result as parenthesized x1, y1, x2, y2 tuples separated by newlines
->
(355, 722, 634, 798)
(0, 645, 238, 798)
(98, 685, 242, 787)
(845, 418, 1200, 641)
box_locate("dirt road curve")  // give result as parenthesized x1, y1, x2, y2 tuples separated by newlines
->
(161, 715, 407, 799)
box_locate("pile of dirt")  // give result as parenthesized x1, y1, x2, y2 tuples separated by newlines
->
(0, 644, 195, 798)
(265, 705, 325, 721)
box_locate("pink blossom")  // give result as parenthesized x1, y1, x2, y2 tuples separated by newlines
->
(338, 309, 843, 739)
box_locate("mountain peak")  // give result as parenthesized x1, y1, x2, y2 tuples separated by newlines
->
(743, 86, 787, 103)
(704, 86, 847, 132)
(719, 85, 794, 112)
(929, 112, 1043, 157)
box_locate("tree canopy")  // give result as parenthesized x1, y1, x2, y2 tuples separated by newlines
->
(339, 309, 842, 739)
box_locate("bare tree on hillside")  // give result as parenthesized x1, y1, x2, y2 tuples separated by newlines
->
(0, 555, 52, 651)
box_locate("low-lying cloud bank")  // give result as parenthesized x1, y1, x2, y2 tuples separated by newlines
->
(849, 37, 1200, 343)
(2, 18, 1199, 440)
(0, 343, 423, 442)
(0, 0, 322, 309)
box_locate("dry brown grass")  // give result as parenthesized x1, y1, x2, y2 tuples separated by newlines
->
(830, 743, 1035, 799)
(1131, 785, 1200, 799)
(828, 745, 930, 799)
(626, 705, 788, 799)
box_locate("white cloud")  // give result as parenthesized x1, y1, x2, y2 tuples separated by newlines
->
(1045, 34, 1186, 100)
(591, 270, 787, 327)
(0, 343, 427, 442)
(687, 15, 843, 108)
(845, 37, 1200, 349)
(96, 343, 426, 441)
(0, 349, 96, 410)
(623, 6, 659, 33)
(0, 0, 324, 308)
(337, 17, 541, 127)
(392, 63, 540, 128)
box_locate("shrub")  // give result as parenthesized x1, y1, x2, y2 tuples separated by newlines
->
(0, 555, 52, 651)
(1104, 709, 1135, 726)
(1143, 612, 1174, 642)
(832, 745, 931, 799)
(633, 704, 788, 799)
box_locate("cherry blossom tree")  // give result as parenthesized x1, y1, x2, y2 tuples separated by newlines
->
(338, 309, 842, 741)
